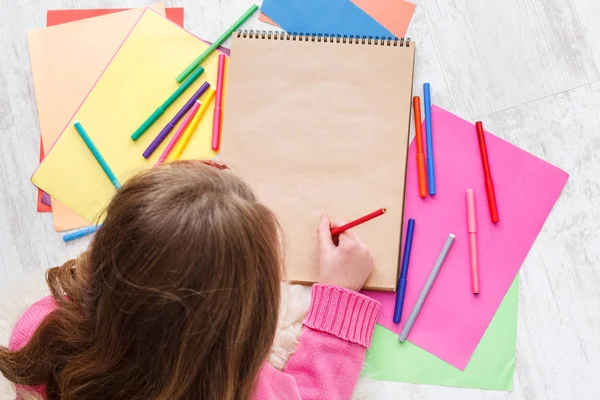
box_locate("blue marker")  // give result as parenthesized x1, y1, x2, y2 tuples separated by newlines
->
(393, 218, 415, 323)
(62, 224, 102, 243)
(423, 83, 435, 195)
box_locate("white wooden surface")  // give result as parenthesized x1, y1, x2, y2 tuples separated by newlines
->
(0, 0, 599, 399)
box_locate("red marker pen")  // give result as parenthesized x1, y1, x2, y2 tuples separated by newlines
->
(475, 122, 499, 223)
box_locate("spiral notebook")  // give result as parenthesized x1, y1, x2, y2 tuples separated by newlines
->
(221, 31, 416, 291)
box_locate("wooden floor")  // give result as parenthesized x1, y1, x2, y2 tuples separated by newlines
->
(0, 0, 599, 398)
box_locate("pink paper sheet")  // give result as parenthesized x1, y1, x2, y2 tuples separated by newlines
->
(364, 106, 568, 370)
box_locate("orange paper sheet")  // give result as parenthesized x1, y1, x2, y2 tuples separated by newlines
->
(258, 12, 279, 27)
(350, 0, 415, 37)
(35, 7, 184, 214)
(28, 6, 166, 230)
(259, 0, 415, 37)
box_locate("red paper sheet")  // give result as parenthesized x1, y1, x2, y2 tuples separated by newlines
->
(46, 8, 184, 26)
(36, 7, 184, 212)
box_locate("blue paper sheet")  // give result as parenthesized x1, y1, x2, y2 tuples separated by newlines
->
(261, 0, 395, 38)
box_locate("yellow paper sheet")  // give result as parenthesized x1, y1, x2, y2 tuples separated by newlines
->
(32, 9, 221, 223)
(27, 5, 166, 231)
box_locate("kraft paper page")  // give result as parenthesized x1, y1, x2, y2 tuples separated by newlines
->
(32, 9, 225, 223)
(221, 34, 415, 291)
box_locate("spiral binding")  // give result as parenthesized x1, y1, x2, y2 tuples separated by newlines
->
(237, 30, 410, 47)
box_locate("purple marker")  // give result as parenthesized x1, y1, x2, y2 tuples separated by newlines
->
(142, 82, 211, 158)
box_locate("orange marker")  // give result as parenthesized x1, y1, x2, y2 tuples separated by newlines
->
(413, 97, 427, 198)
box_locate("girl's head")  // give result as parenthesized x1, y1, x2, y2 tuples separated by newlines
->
(0, 161, 283, 400)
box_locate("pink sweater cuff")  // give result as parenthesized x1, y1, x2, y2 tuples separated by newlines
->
(304, 284, 381, 348)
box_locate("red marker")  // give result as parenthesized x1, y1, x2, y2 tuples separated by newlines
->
(211, 54, 227, 151)
(330, 208, 387, 236)
(475, 122, 499, 223)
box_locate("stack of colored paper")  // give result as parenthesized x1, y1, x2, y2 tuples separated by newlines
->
(31, 5, 183, 220)
(361, 106, 568, 390)
(28, 6, 227, 231)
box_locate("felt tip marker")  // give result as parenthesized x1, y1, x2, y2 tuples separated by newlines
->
(466, 189, 480, 294)
(394, 218, 415, 323)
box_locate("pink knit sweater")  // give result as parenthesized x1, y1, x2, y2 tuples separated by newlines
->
(9, 283, 381, 400)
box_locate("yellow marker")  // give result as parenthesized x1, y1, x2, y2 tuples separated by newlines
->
(169, 88, 216, 161)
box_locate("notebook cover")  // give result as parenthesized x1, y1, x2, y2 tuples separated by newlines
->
(221, 32, 415, 291)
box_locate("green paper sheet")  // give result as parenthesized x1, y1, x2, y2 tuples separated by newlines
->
(364, 275, 519, 391)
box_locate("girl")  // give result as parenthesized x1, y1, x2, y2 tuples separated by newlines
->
(0, 161, 380, 400)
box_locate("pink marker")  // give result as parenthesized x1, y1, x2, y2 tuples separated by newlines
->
(466, 189, 480, 294)
(155, 101, 201, 166)
(211, 54, 227, 151)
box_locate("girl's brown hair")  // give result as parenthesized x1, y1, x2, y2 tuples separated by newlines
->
(0, 161, 282, 400)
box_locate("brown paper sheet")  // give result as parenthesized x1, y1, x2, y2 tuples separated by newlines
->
(221, 34, 415, 291)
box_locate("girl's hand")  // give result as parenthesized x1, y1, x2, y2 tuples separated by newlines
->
(317, 212, 375, 292)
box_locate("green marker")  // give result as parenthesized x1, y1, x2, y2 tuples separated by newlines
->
(74, 121, 121, 190)
(176, 4, 258, 83)
(131, 66, 205, 141)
